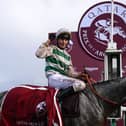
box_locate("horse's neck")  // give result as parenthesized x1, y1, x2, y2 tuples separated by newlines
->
(97, 78, 126, 98)
(94, 78, 126, 114)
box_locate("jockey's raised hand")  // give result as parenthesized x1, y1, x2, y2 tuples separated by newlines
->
(35, 40, 52, 58)
(43, 40, 51, 47)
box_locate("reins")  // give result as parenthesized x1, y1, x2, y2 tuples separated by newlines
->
(86, 77, 118, 106)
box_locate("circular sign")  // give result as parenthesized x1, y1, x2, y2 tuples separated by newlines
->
(78, 1, 126, 60)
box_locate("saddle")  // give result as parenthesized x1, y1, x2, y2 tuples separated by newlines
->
(61, 92, 80, 118)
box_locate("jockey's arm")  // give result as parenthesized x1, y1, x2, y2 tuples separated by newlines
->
(67, 66, 90, 82)
(35, 40, 52, 58)
(67, 65, 81, 78)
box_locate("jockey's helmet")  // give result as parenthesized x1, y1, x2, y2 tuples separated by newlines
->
(56, 28, 71, 41)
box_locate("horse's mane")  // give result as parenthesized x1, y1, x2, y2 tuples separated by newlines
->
(93, 77, 125, 86)
(80, 77, 126, 107)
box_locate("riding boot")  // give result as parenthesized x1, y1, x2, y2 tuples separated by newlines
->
(57, 86, 75, 102)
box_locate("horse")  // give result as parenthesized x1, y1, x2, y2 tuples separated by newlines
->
(0, 77, 126, 126)
(95, 19, 126, 43)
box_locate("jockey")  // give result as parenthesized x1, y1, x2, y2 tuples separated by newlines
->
(35, 28, 86, 101)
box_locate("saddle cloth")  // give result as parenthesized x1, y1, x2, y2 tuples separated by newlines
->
(0, 85, 63, 126)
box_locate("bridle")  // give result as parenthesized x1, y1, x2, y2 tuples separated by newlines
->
(85, 77, 119, 106)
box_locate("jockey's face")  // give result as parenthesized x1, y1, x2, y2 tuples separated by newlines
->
(57, 38, 69, 50)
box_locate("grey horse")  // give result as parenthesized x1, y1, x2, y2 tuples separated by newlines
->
(0, 77, 126, 126)
(64, 77, 126, 126)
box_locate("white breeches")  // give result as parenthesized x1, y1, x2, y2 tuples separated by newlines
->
(48, 73, 86, 92)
